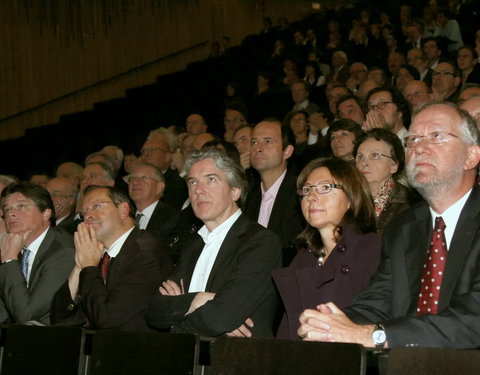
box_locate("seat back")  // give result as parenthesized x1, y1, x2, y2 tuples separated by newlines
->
(386, 347, 480, 375)
(210, 337, 366, 375)
(87, 330, 199, 375)
(1, 325, 86, 375)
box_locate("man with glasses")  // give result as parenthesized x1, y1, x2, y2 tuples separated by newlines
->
(46, 177, 79, 235)
(0, 182, 75, 325)
(51, 185, 172, 331)
(298, 102, 480, 349)
(364, 87, 410, 142)
(140, 127, 187, 209)
(431, 61, 461, 102)
(126, 162, 179, 241)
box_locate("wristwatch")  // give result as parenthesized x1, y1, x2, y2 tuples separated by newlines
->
(372, 323, 387, 350)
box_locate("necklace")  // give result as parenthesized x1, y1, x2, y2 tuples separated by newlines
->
(318, 247, 327, 266)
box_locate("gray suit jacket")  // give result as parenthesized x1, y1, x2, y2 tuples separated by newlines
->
(0, 227, 75, 325)
(146, 213, 282, 337)
(344, 186, 480, 348)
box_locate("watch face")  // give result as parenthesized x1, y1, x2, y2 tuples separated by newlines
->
(373, 330, 387, 344)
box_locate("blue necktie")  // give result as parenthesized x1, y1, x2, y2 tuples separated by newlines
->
(21, 248, 31, 279)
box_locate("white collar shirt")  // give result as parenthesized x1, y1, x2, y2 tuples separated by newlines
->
(104, 226, 135, 259)
(429, 188, 471, 249)
(189, 209, 242, 293)
(23, 227, 49, 285)
(136, 201, 158, 230)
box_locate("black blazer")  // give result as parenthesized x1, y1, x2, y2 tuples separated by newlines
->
(50, 228, 173, 332)
(57, 212, 78, 236)
(162, 169, 188, 210)
(144, 200, 180, 241)
(345, 186, 480, 348)
(145, 213, 282, 338)
(244, 170, 305, 266)
(273, 226, 381, 340)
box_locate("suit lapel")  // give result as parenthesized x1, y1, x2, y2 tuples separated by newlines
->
(29, 227, 55, 283)
(205, 215, 249, 290)
(403, 204, 431, 313)
(439, 188, 480, 310)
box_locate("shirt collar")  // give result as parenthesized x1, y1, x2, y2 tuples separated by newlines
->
(261, 169, 287, 198)
(104, 226, 135, 258)
(137, 200, 158, 219)
(24, 227, 49, 257)
(198, 209, 242, 244)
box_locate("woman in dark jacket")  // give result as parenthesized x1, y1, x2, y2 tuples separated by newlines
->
(353, 128, 419, 233)
(273, 158, 381, 340)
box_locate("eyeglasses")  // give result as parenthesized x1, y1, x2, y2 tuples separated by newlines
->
(80, 201, 115, 218)
(297, 183, 343, 197)
(355, 152, 393, 163)
(123, 175, 161, 184)
(404, 132, 458, 148)
(140, 147, 168, 155)
(432, 71, 455, 77)
(3, 203, 36, 216)
(367, 101, 393, 112)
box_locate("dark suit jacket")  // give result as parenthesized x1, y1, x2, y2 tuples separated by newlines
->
(145, 213, 282, 337)
(57, 212, 78, 236)
(244, 170, 306, 266)
(50, 228, 173, 332)
(144, 200, 180, 241)
(344, 186, 480, 348)
(0, 227, 75, 325)
(162, 169, 188, 210)
(273, 226, 381, 340)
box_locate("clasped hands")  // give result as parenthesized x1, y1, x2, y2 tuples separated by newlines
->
(73, 223, 104, 269)
(298, 302, 374, 347)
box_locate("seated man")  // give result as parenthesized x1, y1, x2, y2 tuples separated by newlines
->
(50, 186, 172, 332)
(0, 182, 75, 325)
(146, 149, 282, 337)
(125, 162, 179, 241)
(46, 177, 78, 235)
(298, 103, 480, 349)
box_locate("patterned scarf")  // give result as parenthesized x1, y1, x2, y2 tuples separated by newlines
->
(373, 177, 395, 217)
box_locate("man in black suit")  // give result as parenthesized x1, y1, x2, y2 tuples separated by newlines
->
(126, 162, 179, 241)
(50, 185, 172, 332)
(245, 118, 305, 265)
(298, 102, 480, 349)
(0, 182, 75, 325)
(146, 148, 282, 337)
(46, 177, 78, 236)
(140, 127, 187, 209)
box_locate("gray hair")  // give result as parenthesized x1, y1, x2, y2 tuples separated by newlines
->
(85, 151, 116, 172)
(0, 174, 18, 188)
(147, 127, 178, 152)
(184, 148, 248, 208)
(131, 162, 165, 182)
(412, 101, 479, 146)
(87, 161, 115, 181)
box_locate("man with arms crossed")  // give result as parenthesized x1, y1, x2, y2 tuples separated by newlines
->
(146, 149, 281, 337)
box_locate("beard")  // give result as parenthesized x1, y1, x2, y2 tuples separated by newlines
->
(406, 156, 464, 198)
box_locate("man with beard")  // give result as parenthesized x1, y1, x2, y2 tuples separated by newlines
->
(297, 102, 480, 349)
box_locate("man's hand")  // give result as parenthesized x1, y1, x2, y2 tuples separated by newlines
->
(308, 113, 329, 135)
(298, 302, 375, 347)
(74, 223, 104, 268)
(239, 152, 251, 170)
(0, 231, 31, 262)
(187, 292, 215, 315)
(363, 111, 386, 131)
(227, 318, 254, 337)
(160, 279, 185, 296)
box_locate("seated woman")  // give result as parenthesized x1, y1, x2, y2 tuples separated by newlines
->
(353, 128, 418, 233)
(326, 119, 364, 162)
(273, 158, 381, 340)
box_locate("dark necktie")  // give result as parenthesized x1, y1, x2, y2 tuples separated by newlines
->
(416, 217, 447, 315)
(135, 212, 143, 226)
(21, 248, 31, 279)
(100, 252, 111, 282)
